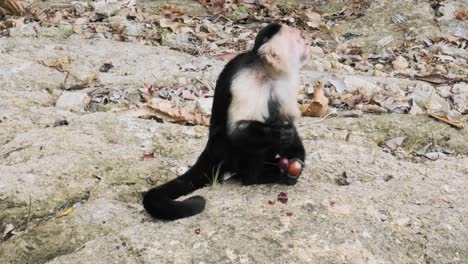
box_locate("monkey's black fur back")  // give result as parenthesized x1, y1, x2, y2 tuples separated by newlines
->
(143, 23, 306, 220)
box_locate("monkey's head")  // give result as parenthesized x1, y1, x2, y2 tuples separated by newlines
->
(253, 23, 310, 74)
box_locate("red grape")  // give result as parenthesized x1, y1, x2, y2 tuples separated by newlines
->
(277, 158, 289, 171)
(288, 160, 302, 176)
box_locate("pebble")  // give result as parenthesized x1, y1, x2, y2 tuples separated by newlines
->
(196, 98, 213, 115)
(56, 91, 91, 111)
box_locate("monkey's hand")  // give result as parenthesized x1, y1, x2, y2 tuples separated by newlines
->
(276, 157, 304, 185)
(270, 121, 295, 146)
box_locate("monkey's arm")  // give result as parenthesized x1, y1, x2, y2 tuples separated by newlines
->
(229, 120, 294, 151)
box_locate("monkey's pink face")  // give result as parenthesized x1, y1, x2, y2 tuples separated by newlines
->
(259, 25, 310, 72)
(283, 25, 310, 66)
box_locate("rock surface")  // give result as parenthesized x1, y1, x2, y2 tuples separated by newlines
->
(1, 1, 468, 264)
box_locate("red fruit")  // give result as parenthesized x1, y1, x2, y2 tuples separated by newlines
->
(277, 192, 288, 204)
(277, 158, 289, 171)
(288, 160, 302, 176)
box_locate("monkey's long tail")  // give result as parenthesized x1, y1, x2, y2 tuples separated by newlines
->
(142, 150, 212, 220)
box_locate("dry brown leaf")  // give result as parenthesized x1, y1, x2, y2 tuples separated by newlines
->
(444, 34, 462, 45)
(414, 74, 467, 85)
(142, 152, 155, 159)
(344, 93, 363, 108)
(213, 52, 237, 61)
(453, 10, 468, 21)
(383, 136, 406, 151)
(140, 83, 156, 103)
(0, 18, 23, 30)
(428, 113, 464, 129)
(121, 103, 210, 126)
(352, 0, 364, 12)
(0, 0, 26, 16)
(302, 81, 329, 117)
(42, 56, 75, 69)
(160, 5, 187, 16)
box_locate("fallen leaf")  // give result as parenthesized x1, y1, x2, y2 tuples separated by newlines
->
(120, 104, 210, 126)
(428, 113, 464, 129)
(55, 207, 75, 218)
(0, 18, 24, 30)
(408, 99, 424, 115)
(415, 143, 432, 156)
(212, 52, 237, 61)
(302, 81, 329, 117)
(160, 5, 187, 16)
(42, 56, 75, 70)
(0, 0, 25, 16)
(140, 83, 156, 103)
(1, 224, 15, 241)
(425, 152, 446, 161)
(383, 136, 406, 151)
(142, 153, 155, 159)
(415, 74, 467, 85)
(453, 10, 468, 21)
(344, 94, 363, 108)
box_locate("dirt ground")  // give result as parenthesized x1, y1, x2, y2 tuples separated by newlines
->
(1, 0, 467, 263)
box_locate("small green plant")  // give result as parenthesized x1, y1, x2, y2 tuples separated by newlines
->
(234, 5, 248, 14)
(205, 162, 223, 187)
(404, 47, 413, 58)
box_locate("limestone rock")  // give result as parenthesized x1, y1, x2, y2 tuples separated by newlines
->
(56, 91, 91, 111)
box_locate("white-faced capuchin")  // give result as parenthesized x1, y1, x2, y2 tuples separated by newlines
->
(143, 23, 310, 220)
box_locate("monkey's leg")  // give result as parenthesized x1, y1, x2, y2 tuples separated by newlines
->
(237, 151, 275, 186)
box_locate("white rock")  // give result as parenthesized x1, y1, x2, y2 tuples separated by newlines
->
(408, 83, 450, 114)
(56, 91, 90, 111)
(196, 98, 213, 115)
(91, 0, 120, 17)
(377, 36, 394, 46)
(9, 23, 38, 38)
(333, 76, 381, 94)
(395, 217, 410, 226)
(436, 85, 452, 98)
(121, 21, 144, 37)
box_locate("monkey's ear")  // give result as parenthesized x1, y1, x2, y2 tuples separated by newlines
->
(262, 46, 282, 70)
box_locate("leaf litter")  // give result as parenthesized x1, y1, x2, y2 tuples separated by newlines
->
(1, 0, 466, 129)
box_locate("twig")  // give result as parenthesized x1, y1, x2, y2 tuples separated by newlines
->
(194, 77, 214, 90)
(1, 144, 32, 159)
(298, 111, 334, 126)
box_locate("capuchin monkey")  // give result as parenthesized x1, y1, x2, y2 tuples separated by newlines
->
(143, 23, 310, 220)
